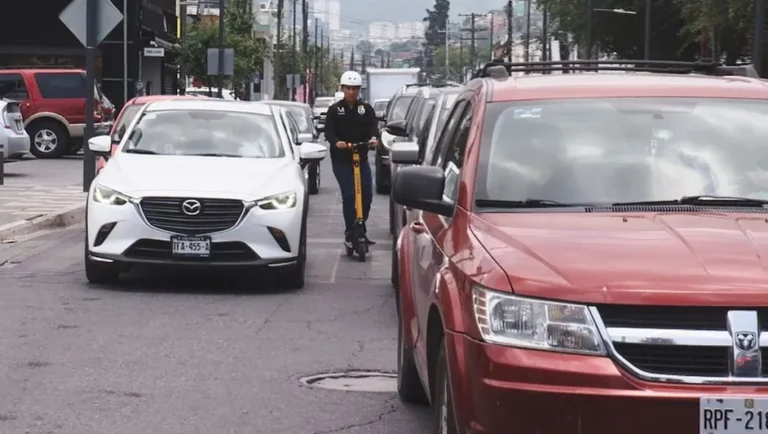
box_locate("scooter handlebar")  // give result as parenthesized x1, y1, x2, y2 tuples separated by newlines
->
(342, 142, 371, 151)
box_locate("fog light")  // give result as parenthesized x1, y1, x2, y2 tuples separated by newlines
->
(267, 227, 291, 253)
(94, 222, 116, 247)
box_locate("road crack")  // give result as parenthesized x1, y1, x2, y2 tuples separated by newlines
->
(312, 397, 397, 433)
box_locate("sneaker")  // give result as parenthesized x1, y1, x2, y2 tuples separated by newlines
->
(364, 236, 376, 246)
(344, 231, 354, 248)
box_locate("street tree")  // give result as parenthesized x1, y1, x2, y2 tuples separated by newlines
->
(424, 0, 450, 48)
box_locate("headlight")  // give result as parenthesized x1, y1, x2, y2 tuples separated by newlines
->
(255, 191, 297, 210)
(472, 285, 605, 355)
(92, 185, 130, 206)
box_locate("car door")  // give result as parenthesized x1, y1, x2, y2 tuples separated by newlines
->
(408, 97, 472, 372)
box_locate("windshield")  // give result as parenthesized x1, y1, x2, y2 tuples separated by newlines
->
(314, 98, 333, 108)
(124, 109, 284, 158)
(373, 100, 388, 112)
(112, 104, 143, 140)
(285, 107, 313, 133)
(390, 95, 415, 121)
(477, 98, 768, 205)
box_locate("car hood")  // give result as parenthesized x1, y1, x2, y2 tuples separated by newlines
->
(98, 153, 298, 200)
(470, 212, 768, 305)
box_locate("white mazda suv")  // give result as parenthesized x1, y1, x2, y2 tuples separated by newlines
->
(84, 99, 327, 288)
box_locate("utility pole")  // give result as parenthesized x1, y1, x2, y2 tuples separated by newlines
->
(313, 19, 318, 100)
(217, 0, 226, 98)
(489, 15, 494, 61)
(541, 9, 548, 61)
(586, 0, 593, 59)
(179, 2, 187, 94)
(506, 0, 513, 62)
(524, 0, 531, 62)
(292, 0, 297, 98)
(644, 0, 651, 60)
(386, 51, 391, 67)
(83, 0, 98, 191)
(459, 13, 487, 75)
(302, 0, 309, 102)
(350, 48, 355, 70)
(276, 0, 284, 99)
(437, 27, 450, 79)
(320, 29, 325, 95)
(755, 0, 764, 76)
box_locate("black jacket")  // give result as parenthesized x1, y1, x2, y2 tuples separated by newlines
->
(324, 99, 379, 165)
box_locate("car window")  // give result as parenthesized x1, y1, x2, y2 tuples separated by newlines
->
(439, 104, 472, 204)
(314, 98, 333, 108)
(35, 72, 85, 99)
(476, 97, 768, 205)
(285, 106, 312, 134)
(416, 99, 438, 137)
(124, 109, 284, 158)
(389, 95, 415, 122)
(373, 100, 388, 112)
(431, 99, 468, 167)
(0, 73, 29, 100)
(113, 104, 144, 140)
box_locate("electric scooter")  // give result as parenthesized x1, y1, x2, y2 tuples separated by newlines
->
(344, 141, 371, 262)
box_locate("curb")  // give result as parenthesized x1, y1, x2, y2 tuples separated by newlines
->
(0, 202, 85, 242)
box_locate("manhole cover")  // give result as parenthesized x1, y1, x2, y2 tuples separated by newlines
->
(300, 370, 397, 393)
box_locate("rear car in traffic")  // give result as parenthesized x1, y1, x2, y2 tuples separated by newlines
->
(391, 60, 768, 434)
(0, 99, 30, 160)
(312, 96, 334, 131)
(85, 99, 327, 289)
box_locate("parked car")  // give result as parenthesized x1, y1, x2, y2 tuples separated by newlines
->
(84, 99, 327, 287)
(185, 87, 237, 100)
(391, 60, 768, 434)
(263, 100, 323, 195)
(375, 86, 420, 194)
(385, 86, 461, 235)
(312, 96, 334, 131)
(0, 99, 30, 160)
(96, 94, 203, 173)
(0, 67, 114, 158)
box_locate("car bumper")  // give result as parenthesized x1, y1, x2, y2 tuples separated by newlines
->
(446, 331, 768, 434)
(86, 196, 304, 268)
(0, 130, 30, 158)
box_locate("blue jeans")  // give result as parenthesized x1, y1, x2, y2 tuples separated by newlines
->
(332, 159, 373, 235)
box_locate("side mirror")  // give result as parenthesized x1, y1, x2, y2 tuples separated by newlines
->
(393, 166, 454, 217)
(377, 116, 386, 122)
(296, 133, 314, 144)
(88, 134, 112, 157)
(390, 141, 420, 164)
(299, 142, 327, 163)
(385, 120, 408, 137)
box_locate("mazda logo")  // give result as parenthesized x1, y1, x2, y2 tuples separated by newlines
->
(735, 331, 757, 352)
(181, 199, 201, 216)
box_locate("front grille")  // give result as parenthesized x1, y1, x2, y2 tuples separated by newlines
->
(613, 343, 729, 377)
(124, 239, 258, 262)
(598, 305, 768, 331)
(140, 197, 244, 235)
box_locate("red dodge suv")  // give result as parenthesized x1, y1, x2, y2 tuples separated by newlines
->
(390, 60, 768, 434)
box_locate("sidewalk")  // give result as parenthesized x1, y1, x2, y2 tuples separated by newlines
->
(0, 157, 86, 240)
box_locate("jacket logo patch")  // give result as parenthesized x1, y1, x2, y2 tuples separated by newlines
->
(337, 107, 345, 114)
(357, 105, 365, 115)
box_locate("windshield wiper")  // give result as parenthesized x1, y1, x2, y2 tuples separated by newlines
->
(475, 198, 587, 208)
(613, 195, 768, 207)
(123, 148, 158, 154)
(186, 153, 243, 158)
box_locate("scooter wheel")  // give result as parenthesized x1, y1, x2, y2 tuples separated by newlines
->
(356, 239, 367, 262)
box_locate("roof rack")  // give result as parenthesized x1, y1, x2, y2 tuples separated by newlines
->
(0, 65, 81, 70)
(471, 60, 760, 79)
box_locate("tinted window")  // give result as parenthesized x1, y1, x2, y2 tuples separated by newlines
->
(125, 110, 284, 158)
(440, 105, 472, 204)
(0, 73, 29, 100)
(285, 106, 313, 133)
(389, 96, 415, 121)
(373, 100, 388, 112)
(477, 98, 768, 205)
(113, 104, 144, 140)
(35, 72, 85, 99)
(416, 99, 437, 135)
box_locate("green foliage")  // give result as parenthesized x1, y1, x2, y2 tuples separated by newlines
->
(180, 0, 265, 91)
(424, 0, 450, 47)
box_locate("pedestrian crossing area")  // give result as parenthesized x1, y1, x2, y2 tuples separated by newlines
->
(0, 184, 86, 226)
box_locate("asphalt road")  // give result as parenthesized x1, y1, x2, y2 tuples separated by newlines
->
(0, 158, 432, 434)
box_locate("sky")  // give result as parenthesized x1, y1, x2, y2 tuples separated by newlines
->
(338, 0, 501, 29)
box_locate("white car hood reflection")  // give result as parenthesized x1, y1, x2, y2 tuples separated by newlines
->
(99, 153, 296, 199)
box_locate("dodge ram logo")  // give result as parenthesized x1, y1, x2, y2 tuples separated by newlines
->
(735, 332, 757, 352)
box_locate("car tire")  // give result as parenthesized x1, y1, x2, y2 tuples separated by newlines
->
(433, 340, 459, 434)
(391, 239, 399, 291)
(308, 163, 320, 195)
(389, 196, 395, 235)
(28, 120, 69, 159)
(397, 294, 429, 405)
(84, 237, 120, 284)
(282, 212, 307, 289)
(375, 150, 390, 195)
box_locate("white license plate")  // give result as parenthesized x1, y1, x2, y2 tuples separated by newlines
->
(701, 397, 768, 433)
(171, 236, 211, 257)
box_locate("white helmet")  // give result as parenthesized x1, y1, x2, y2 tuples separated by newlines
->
(339, 71, 362, 87)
